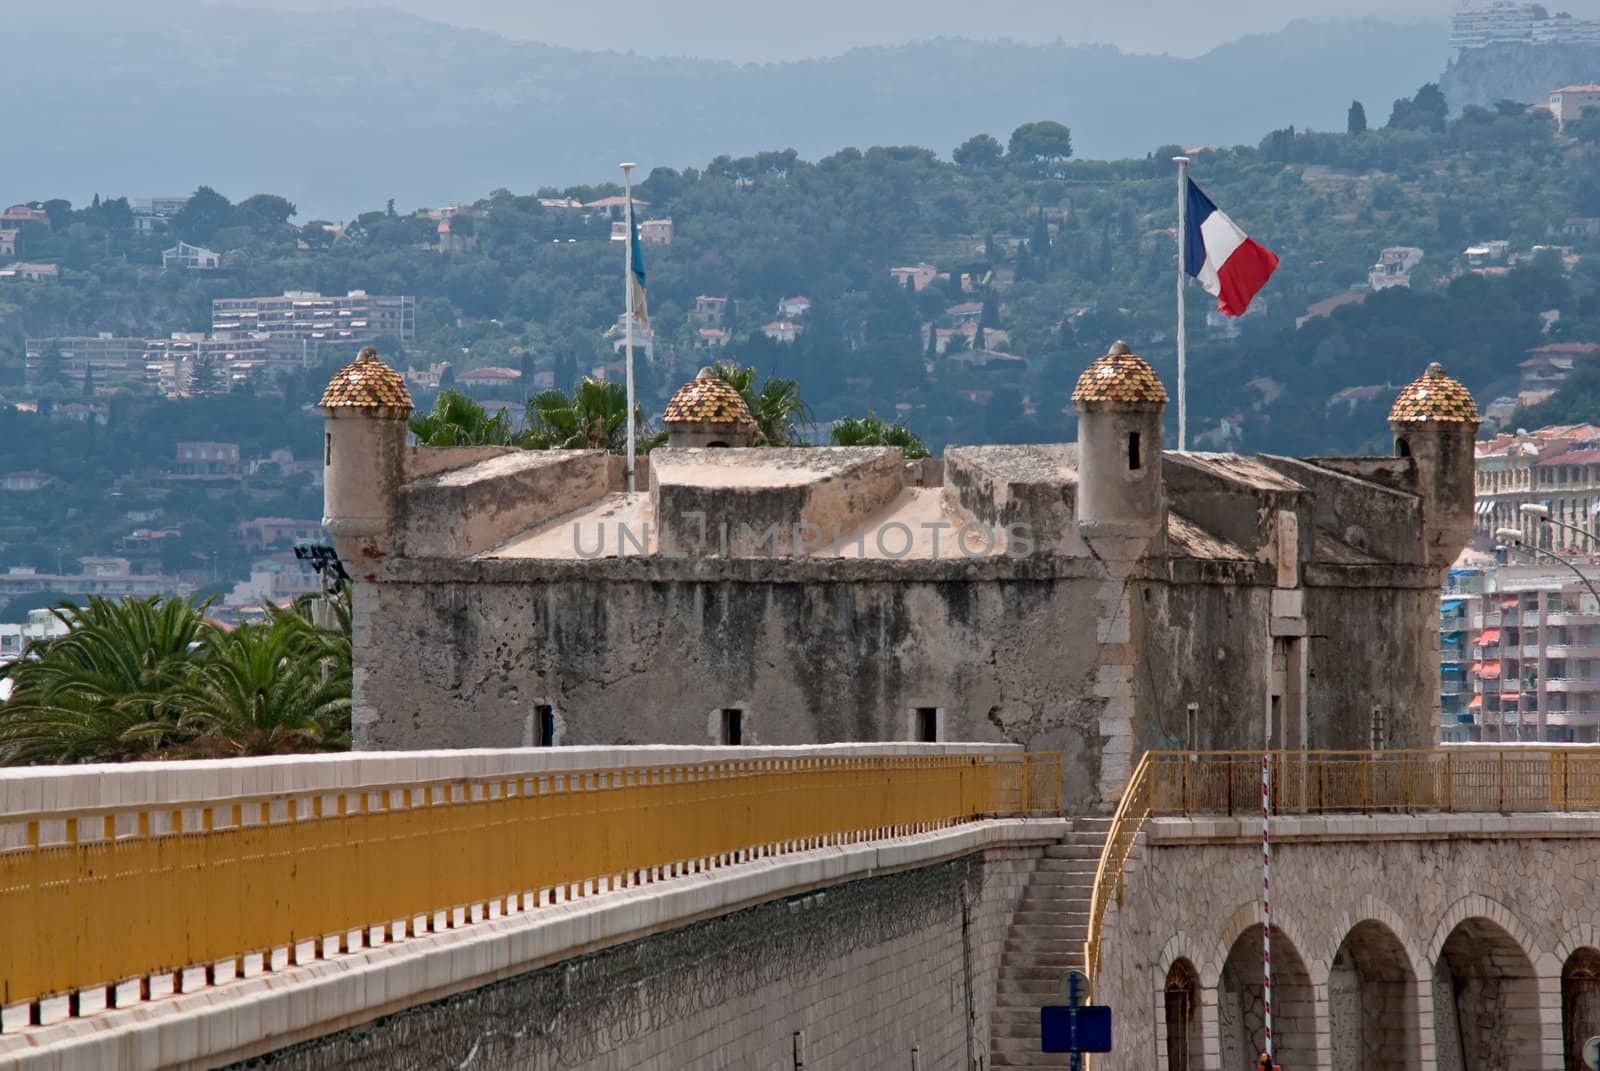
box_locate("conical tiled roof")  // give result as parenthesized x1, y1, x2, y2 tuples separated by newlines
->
(319, 346, 413, 413)
(664, 367, 757, 427)
(1389, 362, 1479, 424)
(1071, 341, 1168, 406)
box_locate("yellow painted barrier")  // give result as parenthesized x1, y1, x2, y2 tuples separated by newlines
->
(0, 750, 1059, 1014)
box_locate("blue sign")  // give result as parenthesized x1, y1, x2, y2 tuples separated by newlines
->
(1041, 1005, 1113, 1053)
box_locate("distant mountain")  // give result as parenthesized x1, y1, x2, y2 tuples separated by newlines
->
(1441, 42, 1600, 112)
(3, 6, 1448, 219)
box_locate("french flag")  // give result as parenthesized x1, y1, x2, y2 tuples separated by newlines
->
(1183, 178, 1279, 317)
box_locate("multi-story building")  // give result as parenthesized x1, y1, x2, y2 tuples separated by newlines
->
(174, 441, 241, 477)
(24, 335, 148, 388)
(1551, 84, 1600, 130)
(1443, 561, 1600, 742)
(1474, 424, 1600, 549)
(130, 196, 191, 234)
(211, 291, 415, 356)
(162, 242, 220, 270)
(1368, 246, 1423, 290)
(1452, 1, 1600, 49)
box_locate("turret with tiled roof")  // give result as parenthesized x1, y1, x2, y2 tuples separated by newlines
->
(320, 346, 412, 577)
(1388, 362, 1478, 424)
(1390, 362, 1480, 573)
(1074, 341, 1167, 565)
(664, 367, 758, 447)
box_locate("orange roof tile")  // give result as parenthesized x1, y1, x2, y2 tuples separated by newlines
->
(664, 367, 756, 427)
(319, 346, 413, 413)
(1389, 362, 1479, 424)
(1071, 341, 1168, 406)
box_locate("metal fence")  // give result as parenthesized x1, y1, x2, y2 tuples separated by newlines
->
(0, 750, 1059, 1018)
(1086, 747, 1600, 989)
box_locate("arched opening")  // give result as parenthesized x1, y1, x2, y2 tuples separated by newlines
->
(1395, 436, 1412, 458)
(1564, 948, 1600, 1071)
(1328, 920, 1417, 1071)
(706, 441, 729, 448)
(1164, 957, 1201, 1071)
(1219, 924, 1315, 1070)
(1433, 916, 1539, 1070)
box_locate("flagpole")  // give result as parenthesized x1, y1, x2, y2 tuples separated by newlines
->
(622, 161, 637, 492)
(1174, 155, 1189, 453)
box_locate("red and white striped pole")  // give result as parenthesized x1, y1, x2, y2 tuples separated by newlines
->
(1261, 754, 1274, 1064)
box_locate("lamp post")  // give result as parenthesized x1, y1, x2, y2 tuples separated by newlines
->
(1495, 528, 1600, 608)
(1520, 502, 1596, 554)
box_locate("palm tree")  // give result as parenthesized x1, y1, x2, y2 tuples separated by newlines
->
(408, 389, 517, 446)
(168, 609, 351, 756)
(525, 377, 661, 452)
(828, 412, 931, 459)
(0, 595, 211, 764)
(713, 362, 813, 445)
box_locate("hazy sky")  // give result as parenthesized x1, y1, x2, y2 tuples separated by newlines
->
(217, 0, 1548, 59)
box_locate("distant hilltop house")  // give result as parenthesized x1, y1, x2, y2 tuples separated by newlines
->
(1518, 341, 1600, 406)
(612, 218, 673, 246)
(692, 295, 728, 326)
(583, 196, 646, 223)
(1550, 84, 1600, 130)
(435, 219, 476, 254)
(0, 262, 58, 282)
(1464, 240, 1511, 266)
(0, 204, 49, 230)
(0, 229, 16, 257)
(760, 321, 803, 343)
(174, 441, 241, 478)
(776, 296, 811, 320)
(604, 313, 654, 363)
(455, 367, 523, 389)
(694, 328, 728, 352)
(130, 196, 190, 234)
(0, 470, 53, 492)
(1369, 246, 1423, 291)
(162, 241, 220, 270)
(889, 263, 938, 292)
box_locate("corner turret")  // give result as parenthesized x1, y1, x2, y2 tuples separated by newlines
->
(1389, 361, 1479, 573)
(320, 346, 413, 577)
(1072, 340, 1167, 564)
(664, 367, 759, 448)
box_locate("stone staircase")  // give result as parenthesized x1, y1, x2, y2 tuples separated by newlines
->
(989, 818, 1114, 1069)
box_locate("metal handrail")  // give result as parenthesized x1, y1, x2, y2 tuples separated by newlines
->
(1083, 751, 1154, 989)
(1083, 746, 1600, 989)
(0, 749, 1061, 1020)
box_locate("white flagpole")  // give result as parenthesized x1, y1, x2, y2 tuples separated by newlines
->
(1174, 155, 1189, 453)
(622, 161, 637, 492)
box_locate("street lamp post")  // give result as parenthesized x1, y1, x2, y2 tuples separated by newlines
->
(1520, 502, 1596, 554)
(1494, 528, 1600, 608)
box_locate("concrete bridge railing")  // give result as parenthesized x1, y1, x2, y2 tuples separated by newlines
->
(0, 743, 1058, 1037)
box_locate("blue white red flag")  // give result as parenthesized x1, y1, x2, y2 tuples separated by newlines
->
(1183, 178, 1278, 317)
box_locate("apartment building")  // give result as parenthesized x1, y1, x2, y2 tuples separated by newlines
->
(24, 335, 148, 387)
(1474, 424, 1600, 550)
(1452, 1, 1600, 49)
(1443, 563, 1600, 742)
(211, 291, 416, 351)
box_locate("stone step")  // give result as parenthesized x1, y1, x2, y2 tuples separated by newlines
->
(1043, 844, 1101, 859)
(1003, 926, 1090, 943)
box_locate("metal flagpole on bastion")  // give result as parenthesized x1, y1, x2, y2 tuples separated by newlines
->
(1174, 154, 1189, 453)
(622, 161, 638, 491)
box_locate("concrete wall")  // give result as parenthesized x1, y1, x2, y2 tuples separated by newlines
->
(224, 850, 1041, 1071)
(1095, 814, 1600, 1070)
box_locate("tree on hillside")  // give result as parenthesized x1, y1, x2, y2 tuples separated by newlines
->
(1387, 83, 1447, 133)
(1348, 100, 1368, 136)
(189, 355, 225, 395)
(234, 194, 297, 228)
(174, 186, 234, 243)
(953, 133, 1004, 168)
(1007, 121, 1073, 172)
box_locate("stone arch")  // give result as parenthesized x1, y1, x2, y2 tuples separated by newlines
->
(1563, 947, 1600, 1071)
(1432, 913, 1540, 1071)
(1319, 895, 1429, 984)
(1426, 893, 1540, 968)
(1217, 923, 1316, 1071)
(1163, 957, 1202, 1071)
(1327, 919, 1418, 1071)
(1201, 900, 1321, 989)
